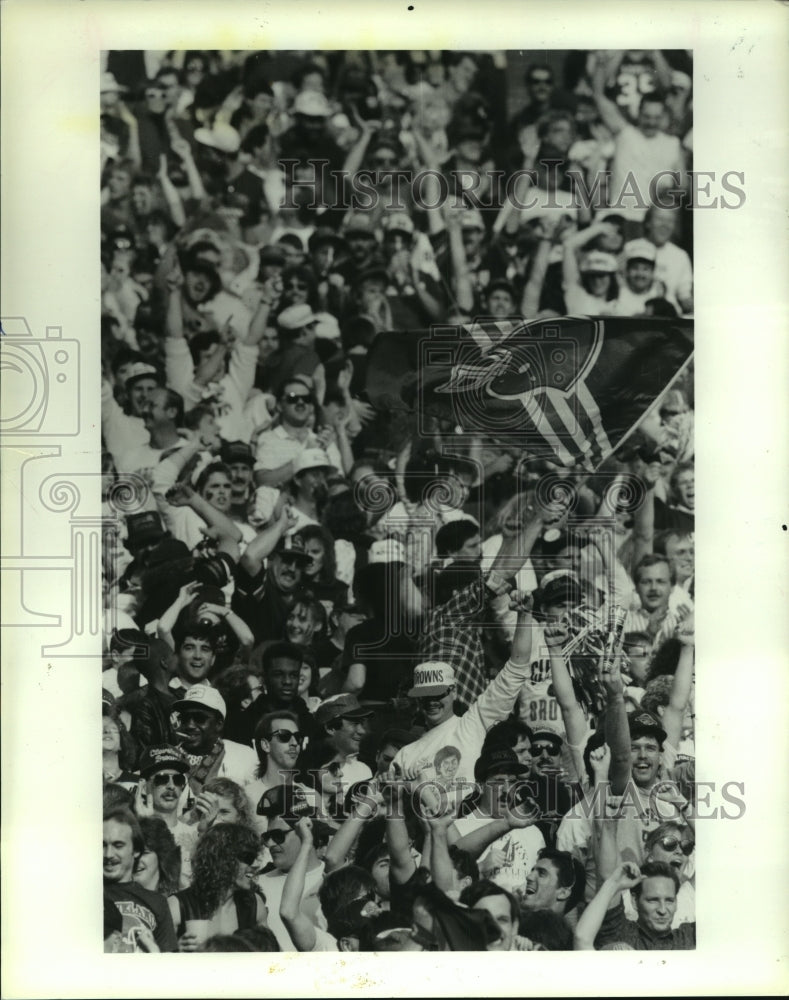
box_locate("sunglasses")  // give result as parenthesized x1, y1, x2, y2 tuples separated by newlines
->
(418, 688, 453, 702)
(152, 772, 187, 788)
(269, 729, 304, 745)
(656, 836, 694, 856)
(237, 848, 259, 865)
(261, 828, 291, 846)
(532, 743, 561, 757)
(285, 280, 308, 290)
(327, 761, 344, 776)
(372, 157, 397, 167)
(282, 393, 314, 406)
(180, 711, 216, 725)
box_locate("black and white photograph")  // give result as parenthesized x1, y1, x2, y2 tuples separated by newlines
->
(2, 2, 787, 997)
(97, 43, 699, 956)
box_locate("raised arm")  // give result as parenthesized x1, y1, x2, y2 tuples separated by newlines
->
(444, 209, 475, 313)
(574, 861, 642, 950)
(239, 501, 295, 577)
(600, 632, 630, 796)
(323, 788, 380, 873)
(590, 52, 628, 136)
(164, 481, 242, 551)
(630, 461, 660, 568)
(279, 818, 318, 952)
(384, 782, 418, 886)
(425, 811, 458, 894)
(661, 612, 694, 749)
(157, 581, 202, 648)
(453, 794, 540, 859)
(544, 622, 589, 775)
(520, 234, 553, 320)
(156, 154, 187, 229)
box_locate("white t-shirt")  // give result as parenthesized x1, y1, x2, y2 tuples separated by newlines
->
(392, 658, 532, 796)
(610, 125, 683, 220)
(259, 861, 327, 952)
(453, 814, 546, 896)
(653, 241, 693, 310)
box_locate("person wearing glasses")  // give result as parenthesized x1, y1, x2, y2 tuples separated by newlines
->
(623, 821, 695, 928)
(253, 377, 343, 488)
(256, 786, 335, 950)
(135, 744, 200, 887)
(245, 710, 318, 826)
(171, 685, 259, 793)
(167, 823, 268, 951)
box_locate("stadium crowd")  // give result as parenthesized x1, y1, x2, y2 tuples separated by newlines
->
(100, 48, 696, 953)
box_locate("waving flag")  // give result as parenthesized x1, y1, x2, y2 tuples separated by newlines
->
(365, 316, 693, 469)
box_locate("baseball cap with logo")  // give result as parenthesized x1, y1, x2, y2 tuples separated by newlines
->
(172, 685, 227, 721)
(579, 251, 618, 274)
(292, 448, 333, 476)
(408, 662, 456, 698)
(315, 693, 375, 728)
(271, 535, 312, 564)
(138, 743, 191, 777)
(627, 711, 667, 744)
(624, 238, 657, 264)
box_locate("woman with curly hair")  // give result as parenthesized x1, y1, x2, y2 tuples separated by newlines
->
(167, 823, 268, 950)
(134, 815, 183, 895)
(202, 777, 256, 830)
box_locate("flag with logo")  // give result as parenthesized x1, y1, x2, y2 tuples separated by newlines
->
(365, 316, 693, 469)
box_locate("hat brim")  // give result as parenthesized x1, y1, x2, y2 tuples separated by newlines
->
(140, 759, 191, 777)
(272, 549, 312, 564)
(408, 684, 452, 698)
(339, 708, 375, 720)
(172, 699, 224, 720)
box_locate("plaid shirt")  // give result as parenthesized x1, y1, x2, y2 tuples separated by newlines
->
(418, 577, 497, 710)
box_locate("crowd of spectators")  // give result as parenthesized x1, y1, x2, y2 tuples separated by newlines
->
(100, 48, 696, 953)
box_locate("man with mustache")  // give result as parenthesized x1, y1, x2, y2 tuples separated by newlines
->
(171, 685, 258, 795)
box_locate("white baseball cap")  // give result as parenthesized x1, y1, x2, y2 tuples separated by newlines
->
(408, 662, 456, 698)
(624, 238, 657, 264)
(580, 251, 618, 274)
(292, 448, 333, 476)
(173, 684, 226, 720)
